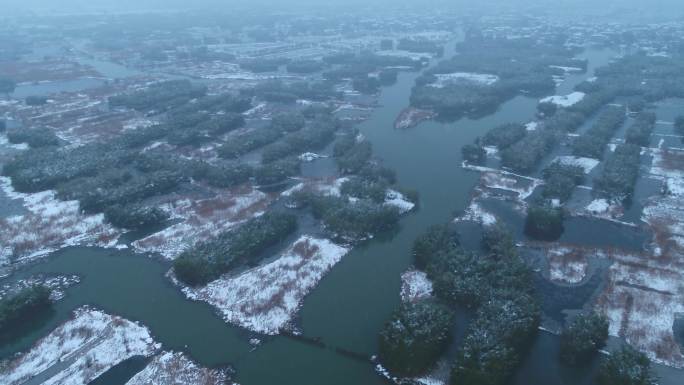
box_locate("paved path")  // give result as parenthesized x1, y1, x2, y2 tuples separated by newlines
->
(20, 325, 114, 385)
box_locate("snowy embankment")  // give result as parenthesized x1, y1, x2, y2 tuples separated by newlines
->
(181, 236, 349, 335)
(540, 91, 585, 107)
(132, 187, 271, 260)
(0, 177, 120, 268)
(0, 274, 80, 301)
(400, 269, 433, 303)
(125, 351, 227, 385)
(0, 307, 159, 385)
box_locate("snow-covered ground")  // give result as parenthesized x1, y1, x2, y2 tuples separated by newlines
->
(480, 171, 542, 201)
(584, 198, 624, 221)
(553, 155, 600, 174)
(400, 269, 433, 303)
(0, 307, 159, 385)
(429, 72, 499, 87)
(384, 189, 415, 214)
(132, 187, 271, 260)
(298, 152, 326, 162)
(0, 177, 120, 268)
(181, 236, 349, 334)
(455, 200, 497, 226)
(549, 65, 584, 73)
(125, 351, 226, 385)
(540, 91, 586, 107)
(596, 251, 684, 368)
(546, 246, 592, 284)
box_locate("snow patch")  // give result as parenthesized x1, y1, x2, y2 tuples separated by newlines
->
(540, 92, 586, 107)
(554, 156, 600, 174)
(400, 269, 433, 303)
(384, 189, 415, 214)
(430, 72, 499, 87)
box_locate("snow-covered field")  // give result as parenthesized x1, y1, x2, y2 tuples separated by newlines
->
(0, 307, 159, 385)
(132, 187, 272, 260)
(0, 177, 120, 268)
(553, 155, 600, 174)
(125, 351, 226, 385)
(546, 246, 592, 284)
(400, 269, 433, 303)
(596, 251, 684, 368)
(540, 91, 586, 107)
(181, 236, 349, 334)
(429, 72, 499, 87)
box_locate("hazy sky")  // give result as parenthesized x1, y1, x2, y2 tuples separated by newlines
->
(5, 0, 684, 19)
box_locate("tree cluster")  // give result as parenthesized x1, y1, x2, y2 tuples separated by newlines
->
(559, 312, 609, 366)
(483, 123, 527, 150)
(0, 286, 52, 335)
(625, 112, 656, 147)
(541, 162, 585, 202)
(594, 144, 642, 202)
(6, 127, 60, 148)
(174, 212, 298, 286)
(500, 129, 558, 173)
(524, 204, 565, 241)
(109, 79, 207, 112)
(597, 346, 657, 385)
(572, 106, 626, 159)
(261, 117, 338, 163)
(378, 300, 455, 376)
